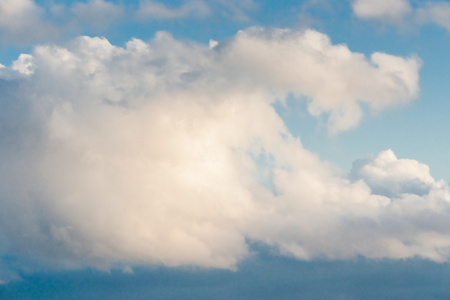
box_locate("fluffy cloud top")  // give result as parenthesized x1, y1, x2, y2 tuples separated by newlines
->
(350, 149, 436, 197)
(1, 28, 447, 282)
(226, 28, 420, 132)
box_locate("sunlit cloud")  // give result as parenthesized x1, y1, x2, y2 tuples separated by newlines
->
(3, 28, 447, 284)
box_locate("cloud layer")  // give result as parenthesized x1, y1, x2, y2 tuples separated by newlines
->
(352, 0, 450, 30)
(1, 27, 448, 281)
(136, 0, 210, 20)
(0, 0, 258, 47)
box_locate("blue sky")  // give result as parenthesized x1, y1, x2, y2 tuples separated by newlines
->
(1, 0, 450, 298)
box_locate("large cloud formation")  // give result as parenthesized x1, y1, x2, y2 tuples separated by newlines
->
(2, 27, 448, 281)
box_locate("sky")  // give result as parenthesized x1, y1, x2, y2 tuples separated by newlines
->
(1, 0, 450, 298)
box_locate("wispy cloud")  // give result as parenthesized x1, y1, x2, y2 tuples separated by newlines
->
(352, 0, 450, 31)
(135, 0, 258, 22)
(136, 0, 210, 20)
(416, 2, 450, 30)
(71, 0, 124, 31)
(352, 0, 412, 25)
(0, 0, 124, 46)
(0, 0, 59, 45)
(0, 0, 258, 48)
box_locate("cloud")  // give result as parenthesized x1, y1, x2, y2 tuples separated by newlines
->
(11, 54, 35, 75)
(213, 0, 258, 21)
(0, 0, 59, 45)
(352, 0, 450, 31)
(71, 0, 124, 31)
(0, 0, 126, 46)
(416, 2, 450, 30)
(246, 150, 450, 262)
(224, 27, 420, 133)
(352, 0, 412, 24)
(136, 0, 210, 20)
(135, 0, 258, 22)
(1, 28, 446, 282)
(0, 0, 255, 47)
(350, 149, 436, 197)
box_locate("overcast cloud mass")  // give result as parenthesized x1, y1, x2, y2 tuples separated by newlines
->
(0, 0, 450, 296)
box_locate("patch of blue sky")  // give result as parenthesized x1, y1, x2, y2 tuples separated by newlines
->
(250, 146, 278, 194)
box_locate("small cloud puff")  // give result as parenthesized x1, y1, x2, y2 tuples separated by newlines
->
(12, 54, 36, 75)
(350, 149, 436, 198)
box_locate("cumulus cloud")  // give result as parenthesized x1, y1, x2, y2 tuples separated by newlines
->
(1, 28, 447, 283)
(350, 149, 436, 197)
(11, 54, 36, 75)
(224, 27, 420, 132)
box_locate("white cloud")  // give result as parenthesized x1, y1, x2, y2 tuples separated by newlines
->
(137, 0, 210, 20)
(12, 54, 36, 75)
(0, 0, 256, 47)
(352, 0, 450, 32)
(71, 0, 124, 31)
(416, 2, 450, 30)
(135, 0, 257, 22)
(213, 0, 258, 21)
(223, 27, 420, 133)
(247, 149, 450, 262)
(1, 28, 447, 281)
(0, 0, 59, 44)
(209, 39, 219, 48)
(350, 149, 436, 197)
(352, 0, 412, 23)
(0, 0, 126, 46)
